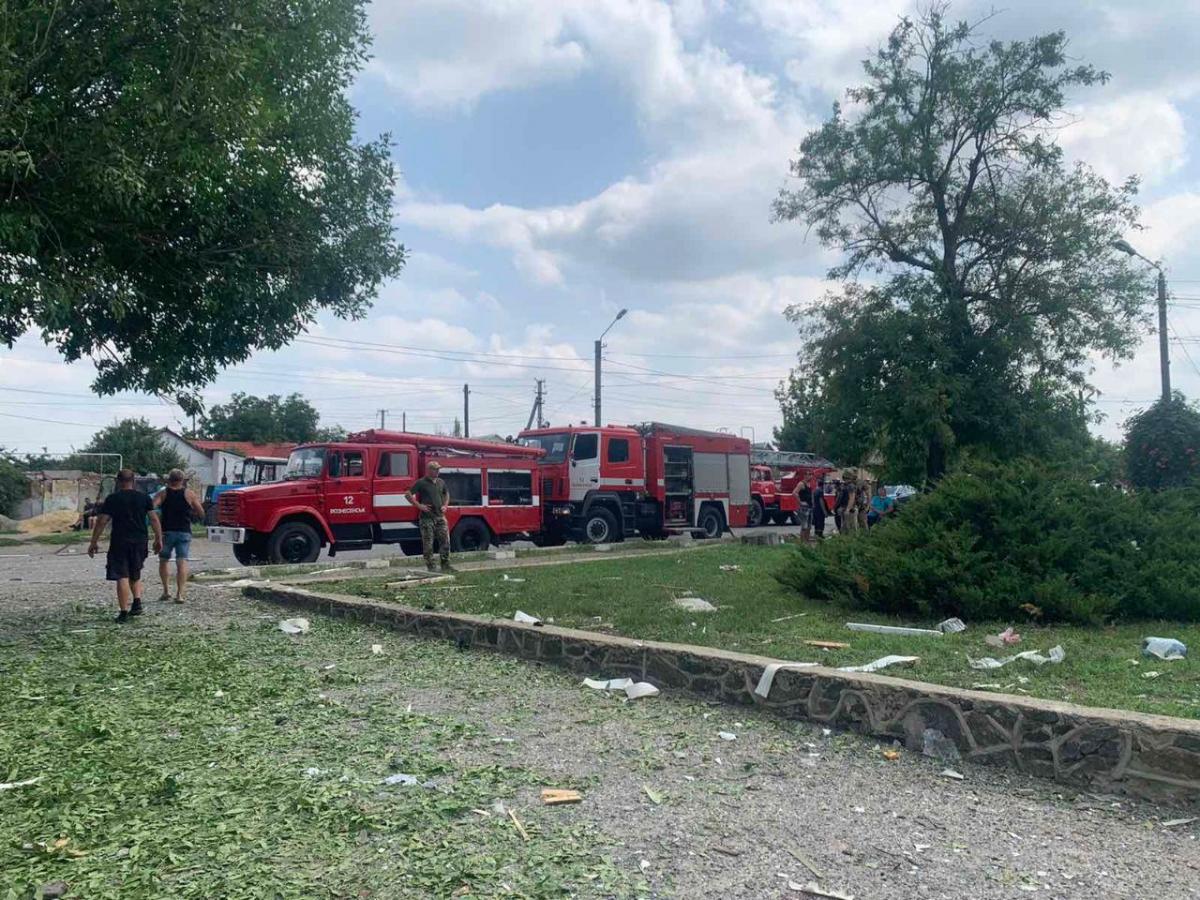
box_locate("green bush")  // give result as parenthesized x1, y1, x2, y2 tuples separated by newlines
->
(0, 456, 25, 517)
(776, 458, 1200, 624)
(1125, 393, 1200, 490)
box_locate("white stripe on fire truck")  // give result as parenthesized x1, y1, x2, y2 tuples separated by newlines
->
(374, 494, 412, 507)
(598, 478, 645, 487)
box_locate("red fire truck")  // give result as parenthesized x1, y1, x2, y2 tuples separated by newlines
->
(748, 465, 799, 526)
(207, 430, 545, 564)
(518, 422, 751, 544)
(749, 449, 838, 521)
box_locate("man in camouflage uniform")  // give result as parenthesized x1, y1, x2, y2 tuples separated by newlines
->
(406, 461, 452, 572)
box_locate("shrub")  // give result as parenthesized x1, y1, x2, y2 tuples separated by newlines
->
(776, 458, 1200, 624)
(1125, 393, 1200, 490)
(0, 457, 26, 517)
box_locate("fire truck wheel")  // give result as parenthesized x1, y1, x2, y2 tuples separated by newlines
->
(698, 505, 724, 539)
(582, 508, 619, 544)
(268, 522, 321, 564)
(450, 518, 491, 552)
(233, 543, 258, 566)
(748, 498, 765, 527)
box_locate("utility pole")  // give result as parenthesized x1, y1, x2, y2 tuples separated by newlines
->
(401, 411, 406, 432)
(463, 384, 470, 438)
(525, 379, 546, 432)
(1158, 269, 1171, 401)
(536, 379, 546, 428)
(1114, 240, 1171, 402)
(594, 309, 628, 426)
(378, 409, 386, 429)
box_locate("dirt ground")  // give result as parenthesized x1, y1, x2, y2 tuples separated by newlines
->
(3, 545, 1200, 899)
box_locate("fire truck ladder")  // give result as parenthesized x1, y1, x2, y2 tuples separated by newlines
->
(749, 449, 836, 470)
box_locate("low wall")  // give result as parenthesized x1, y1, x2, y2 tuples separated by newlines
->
(245, 584, 1200, 805)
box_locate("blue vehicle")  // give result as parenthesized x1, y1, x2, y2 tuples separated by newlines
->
(203, 456, 288, 524)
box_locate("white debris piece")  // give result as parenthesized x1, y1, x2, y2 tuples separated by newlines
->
(382, 773, 418, 787)
(371, 644, 383, 655)
(718, 731, 738, 742)
(846, 622, 942, 637)
(0, 776, 42, 791)
(582, 677, 634, 691)
(940, 768, 965, 780)
(278, 618, 310, 635)
(719, 565, 741, 572)
(513, 610, 542, 625)
(936, 617, 967, 634)
(836, 655, 919, 674)
(968, 645, 1065, 670)
(674, 596, 717, 613)
(624, 682, 660, 700)
(753, 662, 820, 699)
(501, 574, 526, 583)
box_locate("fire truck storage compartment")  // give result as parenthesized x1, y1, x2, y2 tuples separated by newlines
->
(488, 470, 534, 505)
(442, 470, 482, 506)
(727, 454, 751, 505)
(663, 445, 694, 524)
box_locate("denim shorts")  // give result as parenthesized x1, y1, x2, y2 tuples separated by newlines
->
(160, 530, 192, 561)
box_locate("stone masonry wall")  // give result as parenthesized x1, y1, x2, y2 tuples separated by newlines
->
(245, 584, 1200, 806)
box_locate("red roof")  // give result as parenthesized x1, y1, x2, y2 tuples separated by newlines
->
(186, 439, 296, 459)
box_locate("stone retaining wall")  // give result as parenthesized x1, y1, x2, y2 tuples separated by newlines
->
(245, 584, 1200, 805)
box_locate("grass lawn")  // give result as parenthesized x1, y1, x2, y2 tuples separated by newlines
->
(340, 543, 1200, 720)
(0, 616, 643, 899)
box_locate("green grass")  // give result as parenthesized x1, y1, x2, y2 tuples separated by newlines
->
(341, 544, 1200, 720)
(0, 617, 643, 899)
(0, 536, 25, 547)
(27, 531, 89, 545)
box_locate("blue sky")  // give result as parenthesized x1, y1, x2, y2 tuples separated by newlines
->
(4, 0, 1200, 455)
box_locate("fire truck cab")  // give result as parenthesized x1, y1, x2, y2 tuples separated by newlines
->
(208, 430, 544, 565)
(520, 422, 751, 544)
(748, 465, 799, 527)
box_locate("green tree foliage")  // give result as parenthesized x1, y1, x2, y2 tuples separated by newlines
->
(314, 425, 348, 442)
(0, 455, 26, 516)
(0, 1, 405, 407)
(1124, 393, 1200, 490)
(777, 458, 1200, 624)
(202, 393, 320, 443)
(78, 419, 186, 476)
(773, 7, 1149, 481)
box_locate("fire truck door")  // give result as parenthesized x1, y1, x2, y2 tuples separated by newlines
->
(323, 450, 373, 533)
(373, 449, 418, 541)
(569, 431, 600, 501)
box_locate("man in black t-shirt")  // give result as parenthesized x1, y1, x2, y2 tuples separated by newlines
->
(88, 469, 164, 623)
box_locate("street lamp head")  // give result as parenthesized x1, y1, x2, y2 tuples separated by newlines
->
(1112, 239, 1138, 257)
(616, 308, 628, 320)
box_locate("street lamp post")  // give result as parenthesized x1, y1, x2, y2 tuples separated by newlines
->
(1114, 239, 1170, 402)
(594, 308, 628, 426)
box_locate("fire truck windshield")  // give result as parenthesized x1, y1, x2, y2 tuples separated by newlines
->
(284, 447, 327, 480)
(520, 434, 568, 463)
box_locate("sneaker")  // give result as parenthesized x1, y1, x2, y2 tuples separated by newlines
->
(115, 610, 129, 624)
(158, 592, 171, 602)
(130, 599, 144, 616)
(173, 596, 184, 604)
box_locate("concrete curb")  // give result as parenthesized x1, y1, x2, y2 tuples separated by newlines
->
(195, 535, 735, 582)
(242, 583, 1200, 805)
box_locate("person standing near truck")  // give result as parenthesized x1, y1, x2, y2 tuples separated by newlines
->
(405, 461, 453, 572)
(155, 469, 205, 603)
(88, 469, 163, 623)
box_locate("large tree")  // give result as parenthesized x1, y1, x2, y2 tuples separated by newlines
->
(78, 419, 186, 476)
(773, 7, 1149, 481)
(201, 392, 320, 443)
(1, 0, 404, 408)
(1124, 393, 1200, 490)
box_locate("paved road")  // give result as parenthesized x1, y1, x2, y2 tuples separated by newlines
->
(2, 548, 1199, 898)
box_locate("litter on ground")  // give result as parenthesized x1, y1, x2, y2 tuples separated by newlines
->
(753, 662, 820, 699)
(937, 617, 967, 633)
(0, 776, 42, 791)
(940, 768, 965, 780)
(1143, 637, 1187, 660)
(371, 644, 383, 655)
(771, 613, 808, 623)
(984, 627, 1022, 648)
(513, 610, 542, 625)
(718, 731, 738, 741)
(790, 882, 854, 900)
(968, 645, 1065, 670)
(846, 622, 942, 638)
(882, 749, 900, 761)
(805, 640, 850, 650)
(541, 788, 582, 805)
(501, 574, 526, 583)
(382, 773, 418, 787)
(278, 618, 310, 635)
(1162, 817, 1198, 828)
(643, 785, 665, 805)
(837, 655, 919, 674)
(674, 596, 717, 612)
(581, 677, 659, 700)
(719, 564, 741, 572)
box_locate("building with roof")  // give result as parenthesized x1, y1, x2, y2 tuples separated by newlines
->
(156, 429, 295, 493)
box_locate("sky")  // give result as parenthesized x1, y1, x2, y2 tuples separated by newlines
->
(5, 0, 1200, 456)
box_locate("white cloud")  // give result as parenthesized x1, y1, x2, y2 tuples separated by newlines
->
(1059, 95, 1188, 187)
(1137, 192, 1200, 262)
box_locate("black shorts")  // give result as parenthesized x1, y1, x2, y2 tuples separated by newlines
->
(106, 541, 149, 582)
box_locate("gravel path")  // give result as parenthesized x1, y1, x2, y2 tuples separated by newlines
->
(2, 549, 1199, 899)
